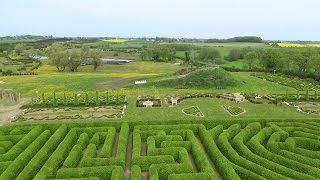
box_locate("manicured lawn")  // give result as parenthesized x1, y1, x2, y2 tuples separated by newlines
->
(0, 60, 183, 95)
(123, 96, 316, 122)
(222, 59, 246, 69)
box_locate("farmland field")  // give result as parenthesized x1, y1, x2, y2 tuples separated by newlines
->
(273, 42, 320, 48)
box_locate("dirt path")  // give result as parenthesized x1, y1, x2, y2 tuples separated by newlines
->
(196, 137, 222, 180)
(0, 98, 29, 125)
(96, 78, 142, 89)
(113, 133, 120, 157)
(141, 142, 147, 156)
(141, 172, 149, 180)
(124, 132, 133, 180)
(188, 153, 199, 173)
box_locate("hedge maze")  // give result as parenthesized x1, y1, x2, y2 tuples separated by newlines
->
(0, 120, 320, 179)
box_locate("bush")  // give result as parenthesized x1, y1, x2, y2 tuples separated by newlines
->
(0, 126, 43, 161)
(34, 129, 77, 179)
(0, 130, 50, 179)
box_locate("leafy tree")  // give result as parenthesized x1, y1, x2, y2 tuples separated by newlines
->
(140, 49, 148, 60)
(312, 51, 320, 74)
(160, 46, 169, 61)
(244, 51, 259, 70)
(167, 47, 176, 61)
(198, 47, 221, 63)
(260, 49, 284, 70)
(290, 48, 313, 72)
(184, 51, 190, 61)
(23, 48, 42, 60)
(14, 44, 26, 55)
(47, 43, 69, 71)
(89, 49, 103, 71)
(151, 46, 161, 61)
(228, 48, 243, 61)
(67, 49, 82, 72)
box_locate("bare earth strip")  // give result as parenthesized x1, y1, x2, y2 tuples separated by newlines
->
(124, 132, 133, 180)
(196, 137, 223, 180)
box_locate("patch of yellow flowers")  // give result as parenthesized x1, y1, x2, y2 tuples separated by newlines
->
(103, 39, 128, 43)
(270, 42, 320, 48)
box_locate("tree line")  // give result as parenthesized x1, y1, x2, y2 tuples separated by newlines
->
(226, 47, 320, 79)
(140, 45, 176, 62)
(206, 36, 263, 43)
(47, 43, 103, 72)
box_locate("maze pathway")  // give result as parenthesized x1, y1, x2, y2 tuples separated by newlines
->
(0, 120, 319, 179)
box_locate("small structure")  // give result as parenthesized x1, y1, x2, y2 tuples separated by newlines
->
(171, 98, 178, 105)
(283, 101, 290, 106)
(143, 100, 153, 107)
(234, 93, 245, 103)
(135, 80, 147, 85)
(255, 95, 261, 100)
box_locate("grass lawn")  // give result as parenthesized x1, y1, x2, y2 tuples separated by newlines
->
(222, 59, 246, 69)
(122, 97, 317, 122)
(0, 60, 183, 95)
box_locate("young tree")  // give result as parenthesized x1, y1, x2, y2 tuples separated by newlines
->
(14, 44, 26, 56)
(140, 49, 149, 60)
(168, 47, 176, 61)
(68, 49, 82, 72)
(290, 49, 313, 72)
(198, 47, 221, 64)
(160, 46, 169, 61)
(89, 49, 103, 71)
(151, 45, 161, 61)
(47, 43, 69, 71)
(260, 49, 284, 71)
(244, 51, 258, 70)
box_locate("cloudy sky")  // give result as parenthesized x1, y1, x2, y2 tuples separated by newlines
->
(2, 0, 320, 40)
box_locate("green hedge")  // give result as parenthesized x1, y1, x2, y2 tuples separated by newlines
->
(0, 126, 43, 161)
(16, 125, 68, 179)
(199, 125, 240, 180)
(248, 127, 320, 179)
(0, 130, 51, 180)
(34, 129, 77, 179)
(55, 166, 123, 179)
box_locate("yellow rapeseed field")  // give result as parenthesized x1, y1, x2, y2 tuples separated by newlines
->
(273, 42, 320, 48)
(103, 39, 128, 43)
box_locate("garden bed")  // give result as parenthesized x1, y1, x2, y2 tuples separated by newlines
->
(223, 105, 245, 116)
(14, 106, 125, 122)
(182, 106, 204, 117)
(29, 91, 126, 108)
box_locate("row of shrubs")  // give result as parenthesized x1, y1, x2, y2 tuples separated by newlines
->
(1, 121, 320, 179)
(0, 126, 43, 161)
(0, 129, 51, 179)
(30, 92, 126, 107)
(15, 113, 121, 122)
(132, 124, 216, 179)
(248, 126, 320, 179)
(1, 70, 38, 76)
(34, 128, 77, 179)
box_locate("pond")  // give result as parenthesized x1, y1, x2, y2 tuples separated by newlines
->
(101, 58, 132, 64)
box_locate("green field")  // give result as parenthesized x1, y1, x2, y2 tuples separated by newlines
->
(1, 39, 320, 180)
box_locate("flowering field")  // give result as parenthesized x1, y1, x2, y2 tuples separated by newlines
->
(271, 42, 320, 48)
(103, 39, 128, 43)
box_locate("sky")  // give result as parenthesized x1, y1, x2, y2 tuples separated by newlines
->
(1, 0, 320, 41)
